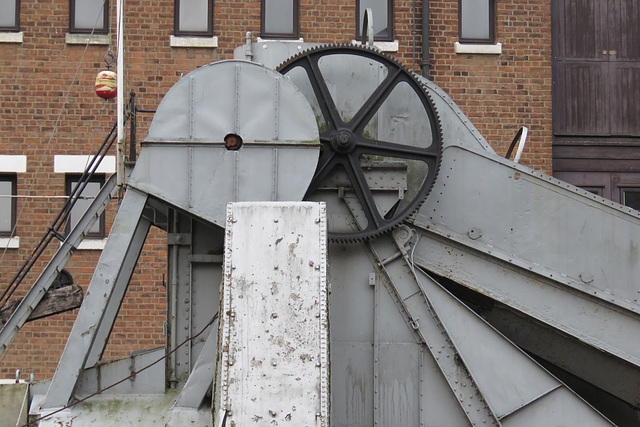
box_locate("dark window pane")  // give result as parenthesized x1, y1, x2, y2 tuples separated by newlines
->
(73, 0, 106, 31)
(263, 0, 295, 36)
(458, 0, 494, 43)
(0, 0, 18, 30)
(623, 190, 640, 210)
(357, 0, 392, 40)
(66, 175, 104, 238)
(0, 178, 15, 235)
(176, 0, 212, 35)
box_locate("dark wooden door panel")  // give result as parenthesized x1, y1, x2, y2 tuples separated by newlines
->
(553, 61, 609, 135)
(554, 171, 611, 199)
(609, 0, 640, 61)
(611, 63, 640, 135)
(553, 0, 640, 137)
(552, 0, 607, 60)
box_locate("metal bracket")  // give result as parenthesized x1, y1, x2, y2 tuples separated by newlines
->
(362, 8, 375, 47)
(167, 233, 192, 246)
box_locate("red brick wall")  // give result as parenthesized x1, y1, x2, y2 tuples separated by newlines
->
(429, 0, 553, 173)
(0, 0, 551, 380)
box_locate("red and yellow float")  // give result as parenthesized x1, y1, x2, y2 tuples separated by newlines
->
(95, 69, 117, 99)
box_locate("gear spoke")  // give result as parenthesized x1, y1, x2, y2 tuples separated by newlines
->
(344, 154, 383, 231)
(349, 66, 404, 132)
(304, 141, 338, 195)
(356, 138, 440, 160)
(297, 54, 343, 132)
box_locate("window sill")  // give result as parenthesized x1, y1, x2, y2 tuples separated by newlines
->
(351, 40, 399, 53)
(61, 238, 107, 250)
(0, 32, 23, 43)
(170, 35, 218, 48)
(0, 155, 27, 172)
(0, 237, 20, 249)
(256, 37, 304, 43)
(454, 42, 502, 55)
(66, 33, 111, 45)
(54, 155, 116, 173)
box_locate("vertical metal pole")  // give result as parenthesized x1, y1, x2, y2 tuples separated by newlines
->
(168, 211, 179, 387)
(421, 0, 431, 78)
(129, 90, 137, 162)
(372, 271, 380, 426)
(116, 0, 125, 186)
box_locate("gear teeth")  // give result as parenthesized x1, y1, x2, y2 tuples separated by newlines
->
(277, 44, 444, 243)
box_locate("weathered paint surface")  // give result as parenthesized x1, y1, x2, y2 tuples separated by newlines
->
(215, 202, 329, 426)
(0, 382, 28, 427)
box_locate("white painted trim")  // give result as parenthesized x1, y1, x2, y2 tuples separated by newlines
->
(66, 33, 111, 45)
(170, 35, 218, 48)
(0, 32, 23, 43)
(0, 156, 27, 173)
(454, 42, 503, 55)
(76, 238, 108, 250)
(351, 39, 399, 53)
(58, 238, 107, 250)
(0, 379, 27, 384)
(54, 155, 116, 173)
(0, 237, 20, 249)
(256, 37, 304, 43)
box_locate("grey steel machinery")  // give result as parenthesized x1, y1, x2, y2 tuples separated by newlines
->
(1, 43, 640, 426)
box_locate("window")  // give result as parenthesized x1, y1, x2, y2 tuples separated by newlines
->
(0, 175, 16, 237)
(356, 0, 393, 41)
(459, 0, 495, 44)
(70, 0, 109, 34)
(65, 175, 105, 238)
(0, 0, 19, 32)
(174, 0, 214, 37)
(261, 0, 299, 39)
(622, 189, 640, 210)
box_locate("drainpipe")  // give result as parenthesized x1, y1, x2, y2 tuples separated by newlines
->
(421, 0, 431, 79)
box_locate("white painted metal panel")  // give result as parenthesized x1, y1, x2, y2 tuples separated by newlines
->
(215, 202, 329, 426)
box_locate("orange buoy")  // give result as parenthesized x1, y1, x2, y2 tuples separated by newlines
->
(95, 69, 117, 99)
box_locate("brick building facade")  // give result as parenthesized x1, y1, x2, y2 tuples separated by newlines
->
(0, 0, 552, 379)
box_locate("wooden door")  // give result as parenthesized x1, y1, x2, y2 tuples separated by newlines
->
(552, 0, 640, 137)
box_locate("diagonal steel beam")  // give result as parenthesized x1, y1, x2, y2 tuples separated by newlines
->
(84, 214, 151, 368)
(0, 174, 118, 361)
(42, 187, 149, 409)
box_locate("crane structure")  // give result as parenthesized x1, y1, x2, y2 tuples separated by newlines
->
(1, 43, 639, 426)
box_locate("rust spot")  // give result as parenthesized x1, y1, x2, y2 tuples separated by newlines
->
(224, 133, 243, 150)
(514, 172, 521, 180)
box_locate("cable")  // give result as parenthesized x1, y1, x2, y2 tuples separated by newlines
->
(0, 2, 109, 259)
(0, 124, 117, 305)
(23, 312, 219, 426)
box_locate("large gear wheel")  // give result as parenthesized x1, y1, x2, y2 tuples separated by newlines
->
(278, 45, 442, 241)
